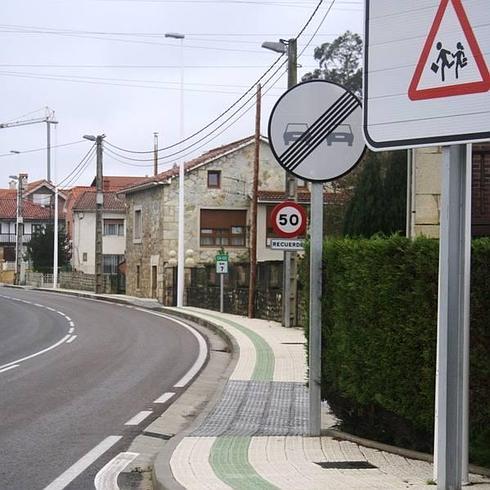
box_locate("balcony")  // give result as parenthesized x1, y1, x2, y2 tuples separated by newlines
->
(0, 233, 32, 245)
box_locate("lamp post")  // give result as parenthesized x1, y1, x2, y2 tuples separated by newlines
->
(84, 134, 105, 294)
(165, 31, 186, 308)
(262, 38, 298, 328)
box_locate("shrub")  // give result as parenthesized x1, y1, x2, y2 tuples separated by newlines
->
(300, 236, 490, 467)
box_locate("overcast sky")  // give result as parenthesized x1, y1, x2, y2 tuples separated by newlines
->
(0, 0, 363, 188)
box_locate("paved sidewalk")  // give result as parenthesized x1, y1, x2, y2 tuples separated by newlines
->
(162, 307, 490, 490)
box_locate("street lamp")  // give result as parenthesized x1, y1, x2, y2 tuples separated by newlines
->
(165, 31, 186, 308)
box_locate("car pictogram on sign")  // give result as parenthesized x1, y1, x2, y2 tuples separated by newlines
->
(326, 124, 354, 146)
(283, 123, 310, 146)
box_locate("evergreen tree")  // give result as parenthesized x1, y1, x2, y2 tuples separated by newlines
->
(343, 151, 407, 237)
(26, 224, 71, 273)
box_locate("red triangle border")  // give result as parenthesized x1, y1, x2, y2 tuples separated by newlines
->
(408, 0, 490, 101)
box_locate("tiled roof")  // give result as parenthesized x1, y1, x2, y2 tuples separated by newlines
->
(0, 198, 63, 219)
(120, 135, 257, 194)
(72, 190, 126, 211)
(89, 175, 148, 191)
(257, 190, 347, 204)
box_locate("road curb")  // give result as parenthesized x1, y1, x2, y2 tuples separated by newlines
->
(149, 308, 239, 490)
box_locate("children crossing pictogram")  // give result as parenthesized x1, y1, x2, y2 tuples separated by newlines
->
(408, 0, 490, 100)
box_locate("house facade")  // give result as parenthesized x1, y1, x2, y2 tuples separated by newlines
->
(0, 177, 66, 266)
(119, 136, 293, 302)
(408, 144, 490, 237)
(71, 190, 127, 275)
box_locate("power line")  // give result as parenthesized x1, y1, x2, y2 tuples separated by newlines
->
(57, 144, 96, 188)
(0, 140, 84, 158)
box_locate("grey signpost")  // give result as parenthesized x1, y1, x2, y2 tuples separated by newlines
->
(364, 1, 490, 487)
(216, 252, 228, 313)
(268, 80, 365, 436)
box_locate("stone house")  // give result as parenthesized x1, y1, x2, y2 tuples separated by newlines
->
(407, 144, 490, 237)
(119, 136, 301, 302)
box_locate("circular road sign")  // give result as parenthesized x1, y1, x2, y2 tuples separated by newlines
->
(271, 201, 307, 238)
(268, 80, 365, 182)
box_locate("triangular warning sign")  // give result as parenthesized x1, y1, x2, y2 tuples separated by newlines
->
(408, 0, 490, 101)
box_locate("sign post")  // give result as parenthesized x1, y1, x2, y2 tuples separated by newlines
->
(268, 80, 365, 436)
(215, 251, 228, 313)
(363, 2, 487, 486)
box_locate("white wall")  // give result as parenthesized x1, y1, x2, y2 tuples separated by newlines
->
(72, 211, 126, 274)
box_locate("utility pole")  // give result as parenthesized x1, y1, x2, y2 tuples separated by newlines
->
(84, 134, 105, 294)
(153, 132, 159, 176)
(283, 37, 298, 328)
(248, 83, 261, 318)
(95, 136, 104, 294)
(14, 173, 27, 285)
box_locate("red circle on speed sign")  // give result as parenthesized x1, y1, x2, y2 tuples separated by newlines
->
(271, 201, 307, 238)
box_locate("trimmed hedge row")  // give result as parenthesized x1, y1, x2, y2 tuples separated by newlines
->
(300, 236, 490, 467)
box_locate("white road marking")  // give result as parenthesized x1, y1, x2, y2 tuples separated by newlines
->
(68, 327, 74, 334)
(65, 316, 72, 322)
(133, 309, 208, 388)
(154, 392, 175, 404)
(94, 452, 139, 490)
(124, 411, 153, 426)
(69, 321, 75, 327)
(0, 335, 71, 371)
(46, 307, 56, 312)
(66, 335, 77, 344)
(44, 436, 122, 490)
(0, 364, 19, 373)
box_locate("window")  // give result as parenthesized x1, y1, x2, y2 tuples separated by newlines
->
(207, 170, 221, 188)
(136, 265, 141, 289)
(104, 219, 124, 236)
(82, 253, 88, 262)
(33, 193, 52, 206)
(134, 208, 142, 241)
(297, 178, 308, 189)
(32, 224, 45, 235)
(103, 254, 124, 274)
(200, 209, 247, 247)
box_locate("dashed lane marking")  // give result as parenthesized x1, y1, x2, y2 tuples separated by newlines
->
(154, 392, 175, 404)
(124, 411, 153, 426)
(66, 335, 77, 344)
(44, 435, 122, 490)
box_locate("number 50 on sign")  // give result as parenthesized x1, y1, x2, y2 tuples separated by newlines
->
(271, 201, 307, 238)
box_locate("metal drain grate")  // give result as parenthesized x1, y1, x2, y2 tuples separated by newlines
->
(315, 461, 378, 470)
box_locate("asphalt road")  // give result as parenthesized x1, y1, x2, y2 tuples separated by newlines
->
(0, 287, 203, 489)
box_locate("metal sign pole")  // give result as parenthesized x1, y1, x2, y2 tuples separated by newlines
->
(309, 181, 323, 436)
(435, 144, 469, 490)
(220, 273, 224, 313)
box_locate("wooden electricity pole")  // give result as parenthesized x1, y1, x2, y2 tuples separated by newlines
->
(248, 83, 261, 318)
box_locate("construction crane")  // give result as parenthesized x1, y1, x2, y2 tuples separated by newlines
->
(0, 107, 58, 182)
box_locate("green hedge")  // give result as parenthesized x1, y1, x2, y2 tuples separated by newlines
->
(300, 236, 490, 467)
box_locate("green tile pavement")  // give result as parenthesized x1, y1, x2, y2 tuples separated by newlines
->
(185, 309, 275, 381)
(210, 436, 278, 490)
(184, 309, 278, 489)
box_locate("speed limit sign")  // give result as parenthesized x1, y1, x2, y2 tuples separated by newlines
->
(271, 201, 307, 238)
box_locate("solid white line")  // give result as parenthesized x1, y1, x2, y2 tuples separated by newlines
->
(44, 435, 122, 490)
(0, 335, 71, 371)
(94, 452, 139, 490)
(154, 392, 175, 404)
(0, 364, 19, 374)
(133, 308, 208, 388)
(124, 410, 152, 426)
(66, 335, 77, 344)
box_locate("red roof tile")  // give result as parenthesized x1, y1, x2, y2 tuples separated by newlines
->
(0, 198, 62, 220)
(72, 190, 126, 211)
(89, 175, 148, 191)
(257, 190, 347, 204)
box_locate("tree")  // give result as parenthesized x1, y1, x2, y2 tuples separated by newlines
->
(343, 151, 407, 237)
(302, 31, 363, 97)
(25, 224, 71, 273)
